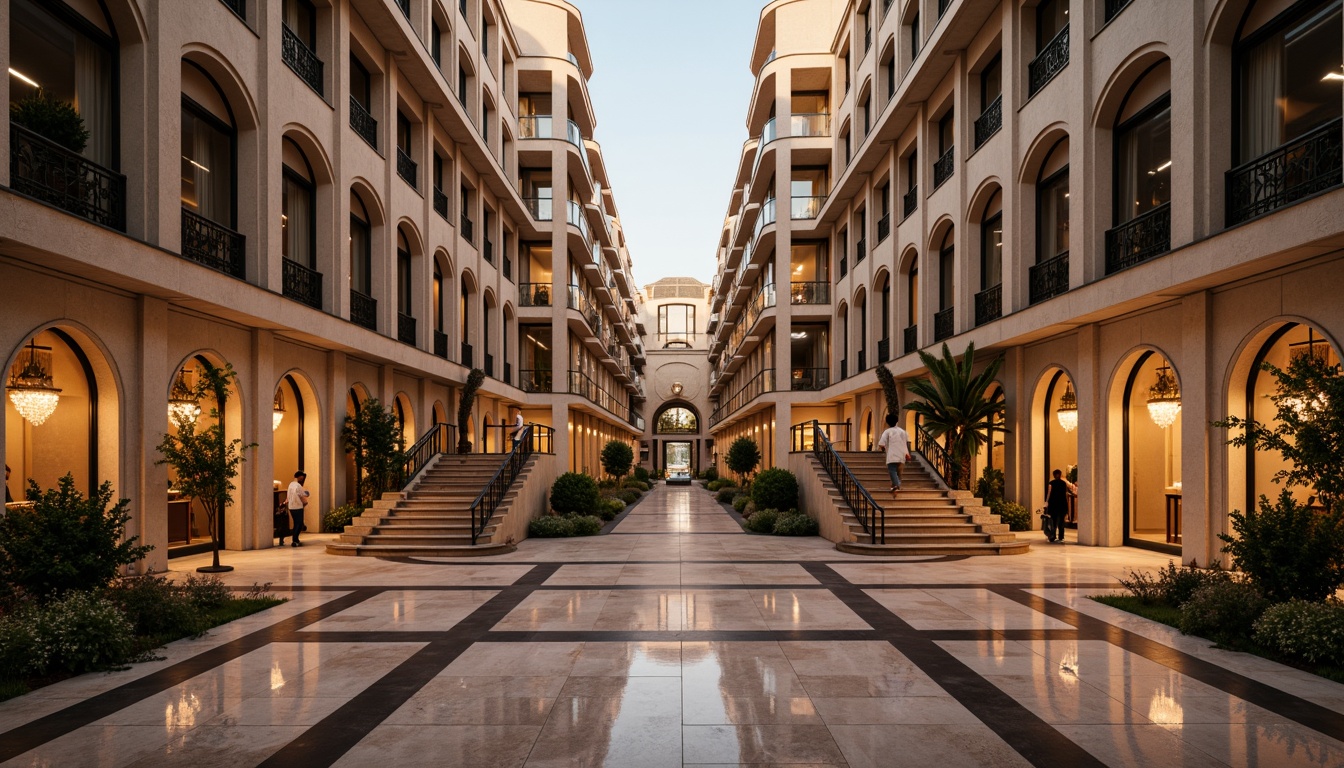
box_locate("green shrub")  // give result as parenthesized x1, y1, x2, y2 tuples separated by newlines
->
(598, 478, 618, 490)
(0, 475, 151, 606)
(622, 479, 649, 492)
(323, 503, 366, 533)
(1220, 489, 1344, 603)
(180, 574, 232, 611)
(1178, 580, 1269, 646)
(529, 515, 575, 538)
(33, 592, 134, 676)
(601, 440, 634, 482)
(989, 499, 1030, 532)
(551, 472, 600, 515)
(10, 89, 89, 152)
(569, 515, 603, 536)
(706, 479, 728, 492)
(743, 500, 757, 518)
(620, 490, 640, 505)
(633, 466, 651, 484)
(700, 467, 719, 482)
(715, 487, 740, 503)
(105, 576, 204, 640)
(745, 508, 779, 533)
(726, 437, 761, 481)
(751, 467, 799, 512)
(596, 498, 626, 521)
(0, 610, 47, 679)
(1254, 600, 1344, 666)
(975, 467, 1005, 503)
(1117, 561, 1231, 607)
(732, 494, 750, 513)
(773, 511, 819, 536)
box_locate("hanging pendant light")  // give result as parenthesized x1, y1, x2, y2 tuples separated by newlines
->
(1056, 382, 1078, 433)
(168, 367, 201, 424)
(1146, 365, 1182, 428)
(273, 387, 287, 431)
(6, 341, 61, 426)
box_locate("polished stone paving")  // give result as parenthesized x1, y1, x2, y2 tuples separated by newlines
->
(3, 485, 1344, 766)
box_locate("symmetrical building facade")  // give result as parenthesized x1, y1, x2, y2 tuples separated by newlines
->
(707, 0, 1344, 563)
(637, 277, 712, 477)
(1, 0, 644, 569)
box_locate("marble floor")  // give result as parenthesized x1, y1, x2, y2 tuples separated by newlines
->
(3, 484, 1344, 766)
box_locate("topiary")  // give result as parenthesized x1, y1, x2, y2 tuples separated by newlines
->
(529, 515, 575, 538)
(456, 368, 486, 453)
(715, 487, 739, 503)
(773, 511, 819, 536)
(701, 466, 719, 483)
(601, 440, 634, 483)
(568, 515, 603, 536)
(550, 472, 600, 515)
(744, 508, 779, 533)
(732, 494, 750, 513)
(1178, 579, 1269, 647)
(726, 437, 761, 483)
(751, 467, 799, 511)
(10, 89, 89, 153)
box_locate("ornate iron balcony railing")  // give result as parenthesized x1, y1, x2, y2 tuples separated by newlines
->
(855, 238, 867, 264)
(877, 337, 890, 364)
(281, 25, 323, 95)
(1226, 118, 1342, 225)
(349, 95, 377, 148)
(934, 307, 954, 341)
(433, 187, 448, 218)
(903, 185, 918, 219)
(974, 95, 1002, 149)
(460, 212, 474, 243)
(1028, 25, 1069, 97)
(10, 124, 126, 231)
(433, 330, 448, 359)
(876, 212, 891, 242)
(1105, 202, 1171, 274)
(903, 324, 918, 356)
(461, 342, 473, 368)
(484, 353, 495, 378)
(396, 148, 417, 188)
(181, 208, 245, 278)
(1029, 251, 1069, 304)
(975, 284, 1002, 326)
(397, 313, 416, 345)
(933, 147, 955, 189)
(350, 290, 377, 330)
(282, 259, 322, 309)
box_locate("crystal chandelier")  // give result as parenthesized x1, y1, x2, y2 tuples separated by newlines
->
(168, 367, 201, 424)
(6, 341, 61, 426)
(1056, 382, 1078, 433)
(272, 388, 286, 431)
(1146, 365, 1182, 428)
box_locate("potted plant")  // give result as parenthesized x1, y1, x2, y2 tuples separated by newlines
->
(10, 89, 89, 153)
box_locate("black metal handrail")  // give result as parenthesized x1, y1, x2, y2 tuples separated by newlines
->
(484, 352, 495, 377)
(1029, 251, 1069, 304)
(469, 423, 555, 544)
(975, 284, 1002, 326)
(790, 281, 830, 305)
(1226, 118, 1342, 225)
(1106, 202, 1171, 274)
(877, 337, 890, 364)
(876, 213, 891, 243)
(856, 238, 867, 264)
(349, 95, 377, 148)
(934, 307, 954, 341)
(461, 342, 473, 367)
(974, 96, 1002, 149)
(433, 330, 448, 358)
(789, 420, 852, 452)
(10, 124, 127, 231)
(460, 212, 474, 243)
(181, 208, 245, 278)
(433, 187, 449, 218)
(915, 424, 956, 489)
(903, 185, 918, 219)
(351, 290, 377, 330)
(397, 312, 416, 345)
(1028, 24, 1069, 97)
(281, 25, 324, 95)
(569, 369, 629, 421)
(903, 324, 918, 355)
(709, 368, 775, 425)
(812, 420, 884, 544)
(397, 422, 456, 490)
(282, 258, 322, 309)
(396, 148, 417, 188)
(933, 147, 955, 189)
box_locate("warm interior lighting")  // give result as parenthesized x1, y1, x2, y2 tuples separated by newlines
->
(1148, 160, 1173, 176)
(6, 341, 60, 426)
(168, 368, 201, 424)
(8, 68, 40, 89)
(1056, 382, 1078, 433)
(1323, 68, 1344, 82)
(182, 156, 211, 173)
(1146, 365, 1181, 428)
(273, 388, 287, 431)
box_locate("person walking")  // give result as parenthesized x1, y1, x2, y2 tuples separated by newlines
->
(875, 413, 912, 497)
(286, 471, 311, 547)
(1044, 468, 1075, 543)
(508, 406, 526, 449)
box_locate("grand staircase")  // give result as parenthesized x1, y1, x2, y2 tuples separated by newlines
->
(803, 450, 1029, 556)
(326, 452, 539, 557)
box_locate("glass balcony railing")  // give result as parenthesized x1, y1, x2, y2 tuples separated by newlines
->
(519, 115, 553, 139)
(791, 195, 824, 219)
(762, 117, 777, 145)
(566, 200, 589, 238)
(790, 113, 830, 137)
(523, 197, 553, 221)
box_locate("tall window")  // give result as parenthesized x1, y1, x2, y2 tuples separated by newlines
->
(180, 98, 235, 229)
(350, 198, 372, 296)
(431, 20, 443, 67)
(938, 231, 955, 311)
(980, 54, 1002, 112)
(350, 55, 371, 109)
(283, 0, 316, 48)
(397, 231, 412, 315)
(981, 192, 1003, 290)
(658, 304, 695, 348)
(910, 11, 920, 57)
(281, 149, 315, 269)
(1037, 141, 1069, 263)
(1037, 0, 1067, 52)
(906, 264, 919, 327)
(880, 276, 891, 343)
(1115, 96, 1171, 225)
(433, 264, 444, 332)
(938, 110, 954, 155)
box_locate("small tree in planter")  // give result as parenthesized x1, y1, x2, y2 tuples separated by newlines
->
(11, 89, 89, 153)
(726, 437, 761, 486)
(601, 440, 634, 484)
(341, 398, 405, 505)
(456, 368, 486, 453)
(156, 363, 254, 573)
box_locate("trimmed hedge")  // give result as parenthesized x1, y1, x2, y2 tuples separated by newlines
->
(750, 468, 799, 512)
(715, 487, 740, 503)
(528, 514, 604, 538)
(550, 473, 600, 515)
(732, 494, 750, 513)
(773, 511, 819, 536)
(744, 508, 779, 533)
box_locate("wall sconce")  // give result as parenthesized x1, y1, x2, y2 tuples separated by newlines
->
(1056, 382, 1078, 433)
(6, 341, 60, 426)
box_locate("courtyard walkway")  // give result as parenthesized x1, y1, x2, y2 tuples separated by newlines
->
(3, 483, 1344, 766)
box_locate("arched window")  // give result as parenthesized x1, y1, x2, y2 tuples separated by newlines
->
(656, 406, 698, 434)
(282, 139, 319, 307)
(350, 191, 375, 330)
(1109, 61, 1172, 273)
(1032, 138, 1069, 304)
(181, 61, 240, 276)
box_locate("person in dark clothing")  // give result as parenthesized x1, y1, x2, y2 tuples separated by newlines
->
(1044, 468, 1074, 543)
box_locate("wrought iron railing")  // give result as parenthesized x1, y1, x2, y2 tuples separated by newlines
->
(877, 337, 891, 364)
(349, 95, 378, 148)
(915, 423, 960, 489)
(934, 307, 954, 341)
(903, 324, 918, 355)
(1106, 202, 1171, 274)
(1028, 25, 1069, 97)
(839, 252, 847, 277)
(708, 368, 775, 426)
(812, 420, 884, 544)
(1104, 0, 1133, 22)
(903, 185, 918, 218)
(434, 330, 448, 358)
(789, 420, 852, 452)
(397, 422, 455, 491)
(433, 187, 448, 218)
(396, 148, 417, 188)
(569, 369, 629, 420)
(461, 342, 473, 368)
(840, 358, 848, 381)
(1029, 251, 1069, 304)
(351, 290, 377, 330)
(857, 350, 867, 372)
(397, 313, 416, 345)
(282, 259, 322, 309)
(483, 238, 494, 265)
(1226, 119, 1342, 225)
(791, 195, 825, 219)
(975, 284, 1002, 326)
(856, 237, 867, 264)
(503, 255, 512, 281)
(790, 367, 829, 391)
(790, 112, 831, 137)
(10, 124, 126, 230)
(519, 369, 552, 393)
(469, 423, 554, 544)
(876, 213, 891, 242)
(281, 25, 324, 95)
(933, 147, 955, 189)
(484, 352, 495, 377)
(791, 281, 830, 305)
(181, 209, 245, 278)
(461, 212, 474, 243)
(974, 96, 1002, 149)
(519, 282, 552, 306)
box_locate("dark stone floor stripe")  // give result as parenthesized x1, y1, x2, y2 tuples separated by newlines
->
(480, 629, 883, 643)
(994, 587, 1344, 742)
(258, 563, 562, 768)
(801, 563, 1105, 768)
(0, 588, 383, 763)
(920, 629, 1083, 641)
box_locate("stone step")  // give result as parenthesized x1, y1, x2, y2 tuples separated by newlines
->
(836, 540, 1032, 556)
(326, 541, 515, 557)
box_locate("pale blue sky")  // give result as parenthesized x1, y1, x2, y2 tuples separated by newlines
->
(570, 1, 763, 288)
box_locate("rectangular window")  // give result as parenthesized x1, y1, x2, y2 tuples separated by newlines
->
(981, 213, 1003, 289)
(910, 11, 920, 57)
(906, 150, 918, 192)
(1037, 169, 1070, 262)
(281, 170, 314, 268)
(397, 112, 412, 152)
(350, 214, 371, 294)
(658, 304, 696, 348)
(1037, 0, 1067, 52)
(1115, 98, 1171, 224)
(431, 21, 442, 66)
(282, 0, 317, 48)
(458, 66, 468, 106)
(180, 101, 234, 226)
(350, 56, 371, 107)
(938, 110, 954, 154)
(939, 242, 954, 310)
(981, 54, 1002, 110)
(397, 246, 412, 313)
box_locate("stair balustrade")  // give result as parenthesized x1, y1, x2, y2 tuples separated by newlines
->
(808, 420, 885, 544)
(914, 424, 959, 488)
(469, 423, 554, 544)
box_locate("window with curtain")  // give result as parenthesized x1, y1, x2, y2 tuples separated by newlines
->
(907, 265, 919, 326)
(350, 205, 372, 295)
(1114, 97, 1171, 225)
(939, 232, 955, 310)
(283, 0, 316, 48)
(181, 101, 234, 227)
(397, 233, 412, 314)
(1037, 169, 1069, 262)
(282, 170, 314, 268)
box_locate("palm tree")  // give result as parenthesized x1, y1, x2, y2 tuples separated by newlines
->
(904, 342, 1006, 490)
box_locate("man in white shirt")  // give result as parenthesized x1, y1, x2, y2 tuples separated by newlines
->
(508, 406, 526, 448)
(875, 413, 912, 497)
(286, 471, 310, 547)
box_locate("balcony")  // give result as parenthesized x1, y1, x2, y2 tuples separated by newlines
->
(857, 350, 866, 373)
(839, 252, 847, 278)
(1104, 0, 1133, 22)
(522, 197, 553, 221)
(903, 186, 918, 219)
(876, 213, 891, 243)
(791, 195, 825, 220)
(181, 209, 245, 278)
(903, 324, 918, 356)
(566, 200, 588, 238)
(503, 254, 512, 281)
(282, 259, 322, 309)
(10, 124, 126, 231)
(397, 313, 416, 345)
(790, 113, 830, 137)
(519, 115, 553, 139)
(519, 369, 553, 393)
(790, 281, 830, 305)
(877, 337, 890, 364)
(1106, 202, 1171, 274)
(761, 117, 778, 145)
(1029, 251, 1070, 304)
(484, 353, 495, 378)
(519, 282, 552, 307)
(569, 369, 629, 421)
(709, 368, 775, 426)
(934, 307, 954, 341)
(461, 342, 473, 368)
(933, 147, 955, 189)
(789, 367, 829, 392)
(349, 96, 377, 148)
(975, 284, 1002, 326)
(460, 212, 474, 244)
(433, 330, 448, 359)
(1028, 25, 1069, 97)
(974, 96, 1002, 149)
(281, 25, 323, 95)
(1226, 119, 1342, 225)
(840, 359, 847, 381)
(433, 187, 448, 218)
(484, 238, 494, 265)
(350, 290, 377, 330)
(855, 238, 866, 264)
(396, 148, 417, 188)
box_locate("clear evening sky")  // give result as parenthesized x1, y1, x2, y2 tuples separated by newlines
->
(570, 1, 763, 289)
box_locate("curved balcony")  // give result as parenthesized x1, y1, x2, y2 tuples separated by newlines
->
(519, 115, 553, 139)
(789, 113, 830, 138)
(523, 197, 554, 222)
